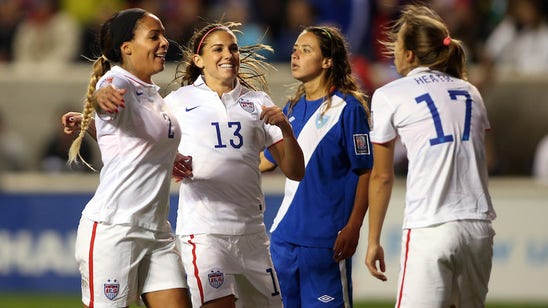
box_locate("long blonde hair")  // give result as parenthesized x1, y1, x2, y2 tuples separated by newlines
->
(67, 8, 147, 170)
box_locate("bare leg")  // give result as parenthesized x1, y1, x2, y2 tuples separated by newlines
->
(142, 287, 192, 308)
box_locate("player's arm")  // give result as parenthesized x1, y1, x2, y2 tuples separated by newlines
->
(259, 151, 277, 172)
(61, 112, 96, 140)
(61, 85, 126, 139)
(333, 168, 371, 262)
(261, 105, 305, 181)
(365, 140, 396, 282)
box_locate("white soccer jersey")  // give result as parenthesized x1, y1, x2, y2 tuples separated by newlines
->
(164, 76, 283, 235)
(370, 67, 496, 229)
(82, 66, 181, 232)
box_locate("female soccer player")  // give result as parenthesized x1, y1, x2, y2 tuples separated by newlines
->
(365, 4, 497, 308)
(260, 26, 373, 307)
(68, 8, 191, 308)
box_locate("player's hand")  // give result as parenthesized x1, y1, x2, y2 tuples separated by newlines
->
(61, 112, 83, 135)
(94, 84, 126, 113)
(260, 105, 291, 131)
(172, 153, 193, 182)
(365, 243, 387, 281)
(332, 226, 360, 262)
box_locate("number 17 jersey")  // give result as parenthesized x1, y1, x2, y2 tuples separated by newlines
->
(370, 67, 496, 229)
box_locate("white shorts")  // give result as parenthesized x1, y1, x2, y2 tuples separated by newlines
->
(179, 232, 282, 308)
(75, 217, 187, 307)
(396, 220, 495, 308)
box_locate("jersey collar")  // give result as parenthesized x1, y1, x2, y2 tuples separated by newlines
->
(406, 66, 431, 77)
(193, 75, 243, 102)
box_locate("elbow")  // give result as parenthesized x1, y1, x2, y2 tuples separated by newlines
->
(287, 167, 305, 181)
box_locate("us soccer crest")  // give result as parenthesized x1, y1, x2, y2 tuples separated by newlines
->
(208, 269, 224, 289)
(238, 99, 255, 113)
(104, 279, 120, 300)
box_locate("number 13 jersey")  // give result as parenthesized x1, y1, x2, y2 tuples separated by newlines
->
(164, 76, 283, 236)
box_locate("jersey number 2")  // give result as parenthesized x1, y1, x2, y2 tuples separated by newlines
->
(415, 90, 472, 146)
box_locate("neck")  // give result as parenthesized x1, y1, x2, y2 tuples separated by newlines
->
(204, 76, 235, 97)
(303, 78, 329, 101)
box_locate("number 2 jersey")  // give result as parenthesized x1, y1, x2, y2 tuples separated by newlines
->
(82, 66, 181, 232)
(370, 67, 496, 229)
(164, 76, 283, 236)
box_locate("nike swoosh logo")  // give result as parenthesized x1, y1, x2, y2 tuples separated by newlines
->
(136, 91, 144, 96)
(185, 106, 199, 112)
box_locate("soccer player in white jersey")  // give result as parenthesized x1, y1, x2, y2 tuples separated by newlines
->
(67, 9, 191, 308)
(61, 21, 304, 308)
(365, 5, 497, 308)
(260, 26, 373, 308)
(165, 22, 304, 308)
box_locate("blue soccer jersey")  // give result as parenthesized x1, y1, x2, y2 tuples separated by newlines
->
(265, 90, 373, 248)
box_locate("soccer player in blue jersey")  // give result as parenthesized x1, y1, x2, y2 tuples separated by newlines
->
(261, 26, 373, 307)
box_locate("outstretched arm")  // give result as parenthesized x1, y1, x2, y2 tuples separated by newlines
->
(365, 140, 396, 282)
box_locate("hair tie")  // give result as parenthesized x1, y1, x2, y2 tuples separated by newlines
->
(196, 26, 228, 54)
(443, 36, 451, 46)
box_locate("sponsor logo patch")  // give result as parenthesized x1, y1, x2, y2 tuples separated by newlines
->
(353, 134, 370, 155)
(208, 269, 224, 289)
(104, 279, 119, 300)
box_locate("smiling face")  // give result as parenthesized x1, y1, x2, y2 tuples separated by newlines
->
(193, 29, 240, 90)
(290, 31, 330, 84)
(121, 13, 169, 83)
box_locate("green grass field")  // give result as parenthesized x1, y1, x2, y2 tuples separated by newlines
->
(0, 294, 546, 308)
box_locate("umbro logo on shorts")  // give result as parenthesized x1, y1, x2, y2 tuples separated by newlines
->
(317, 295, 335, 303)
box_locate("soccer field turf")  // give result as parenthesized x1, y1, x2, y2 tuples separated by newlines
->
(0, 293, 547, 308)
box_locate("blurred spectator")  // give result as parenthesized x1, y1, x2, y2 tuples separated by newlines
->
(62, 0, 123, 61)
(0, 108, 29, 172)
(40, 104, 96, 173)
(0, 0, 24, 62)
(162, 0, 207, 61)
(274, 0, 317, 62)
(12, 0, 81, 72)
(221, 0, 273, 53)
(479, 0, 548, 89)
(40, 125, 95, 173)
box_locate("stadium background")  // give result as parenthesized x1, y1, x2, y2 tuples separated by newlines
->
(1, 0, 548, 306)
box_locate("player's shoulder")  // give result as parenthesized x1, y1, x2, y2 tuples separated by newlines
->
(98, 69, 131, 90)
(239, 88, 274, 106)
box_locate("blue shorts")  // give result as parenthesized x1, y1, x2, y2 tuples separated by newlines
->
(270, 235, 353, 307)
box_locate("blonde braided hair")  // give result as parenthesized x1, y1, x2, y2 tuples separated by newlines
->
(67, 56, 110, 171)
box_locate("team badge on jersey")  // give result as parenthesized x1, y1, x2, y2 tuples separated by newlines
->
(208, 269, 224, 288)
(98, 76, 114, 88)
(353, 134, 370, 155)
(104, 279, 119, 300)
(316, 114, 329, 128)
(238, 99, 255, 113)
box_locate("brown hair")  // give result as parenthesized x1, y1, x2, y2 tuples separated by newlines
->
(173, 21, 273, 93)
(383, 4, 467, 79)
(68, 8, 148, 170)
(287, 26, 370, 119)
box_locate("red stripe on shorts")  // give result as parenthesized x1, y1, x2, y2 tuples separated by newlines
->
(397, 229, 411, 308)
(88, 221, 98, 308)
(188, 234, 205, 305)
